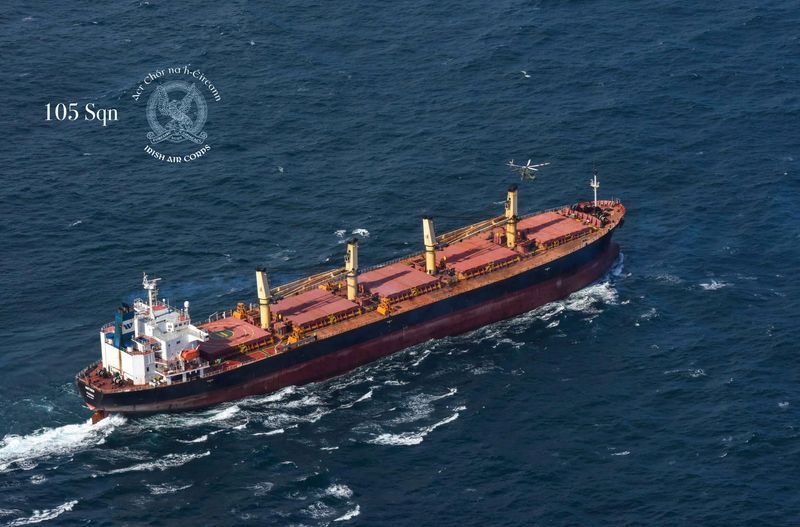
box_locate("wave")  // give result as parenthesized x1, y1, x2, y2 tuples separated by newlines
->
(562, 281, 618, 315)
(467, 257, 624, 342)
(333, 505, 361, 522)
(177, 434, 208, 443)
(252, 428, 284, 436)
(258, 408, 330, 429)
(147, 483, 193, 495)
(639, 307, 659, 320)
(242, 386, 335, 428)
(105, 451, 210, 475)
(492, 337, 524, 349)
(536, 303, 565, 321)
(699, 279, 730, 290)
(325, 370, 375, 393)
(305, 502, 336, 520)
(326, 483, 353, 499)
(303, 408, 330, 423)
(390, 388, 457, 425)
(354, 389, 374, 403)
(249, 385, 298, 404)
(469, 364, 500, 375)
(5, 500, 78, 526)
(609, 252, 625, 277)
(351, 228, 370, 237)
(249, 481, 274, 496)
(410, 349, 431, 367)
(136, 402, 244, 431)
(341, 389, 374, 409)
(429, 387, 457, 401)
(0, 415, 124, 473)
(280, 393, 323, 409)
(654, 273, 683, 284)
(130, 386, 316, 438)
(208, 405, 240, 421)
(370, 411, 460, 446)
(663, 368, 706, 379)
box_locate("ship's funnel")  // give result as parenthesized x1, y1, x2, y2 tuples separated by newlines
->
(345, 239, 359, 301)
(505, 185, 519, 249)
(255, 267, 272, 330)
(422, 216, 437, 275)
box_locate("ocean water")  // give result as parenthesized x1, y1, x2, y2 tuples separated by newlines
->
(1, 0, 799, 525)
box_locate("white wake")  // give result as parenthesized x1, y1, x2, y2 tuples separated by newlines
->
(0, 415, 124, 472)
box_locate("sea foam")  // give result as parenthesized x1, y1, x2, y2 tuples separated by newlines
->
(5, 500, 78, 526)
(0, 415, 124, 472)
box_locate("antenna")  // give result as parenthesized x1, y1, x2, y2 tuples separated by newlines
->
(590, 167, 600, 209)
(507, 159, 550, 181)
(142, 272, 162, 315)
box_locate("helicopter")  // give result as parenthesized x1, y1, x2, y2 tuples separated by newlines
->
(507, 159, 550, 181)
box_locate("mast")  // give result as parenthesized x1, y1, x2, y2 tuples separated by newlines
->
(255, 268, 272, 330)
(345, 239, 359, 301)
(142, 273, 162, 318)
(505, 185, 519, 249)
(422, 216, 437, 275)
(590, 168, 600, 209)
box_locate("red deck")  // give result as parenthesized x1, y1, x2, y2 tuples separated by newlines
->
(437, 236, 519, 276)
(517, 212, 592, 245)
(198, 316, 271, 358)
(273, 288, 360, 330)
(359, 263, 440, 301)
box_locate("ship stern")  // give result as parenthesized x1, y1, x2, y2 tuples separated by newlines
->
(75, 364, 103, 410)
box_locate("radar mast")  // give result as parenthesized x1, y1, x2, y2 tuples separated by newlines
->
(590, 167, 600, 209)
(142, 273, 162, 317)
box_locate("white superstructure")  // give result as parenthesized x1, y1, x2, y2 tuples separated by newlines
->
(100, 274, 209, 386)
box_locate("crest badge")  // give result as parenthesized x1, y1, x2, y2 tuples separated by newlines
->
(146, 80, 208, 145)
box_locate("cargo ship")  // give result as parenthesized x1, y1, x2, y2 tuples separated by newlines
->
(77, 180, 625, 417)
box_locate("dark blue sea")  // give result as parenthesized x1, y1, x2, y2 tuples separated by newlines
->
(1, 0, 799, 525)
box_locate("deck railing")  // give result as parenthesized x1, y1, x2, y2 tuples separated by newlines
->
(207, 309, 233, 322)
(270, 267, 348, 300)
(247, 202, 610, 303)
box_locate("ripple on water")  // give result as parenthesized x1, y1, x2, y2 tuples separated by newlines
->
(369, 411, 461, 446)
(4, 500, 78, 527)
(104, 451, 210, 475)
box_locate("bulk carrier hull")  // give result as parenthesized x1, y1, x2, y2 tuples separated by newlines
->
(77, 231, 620, 414)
